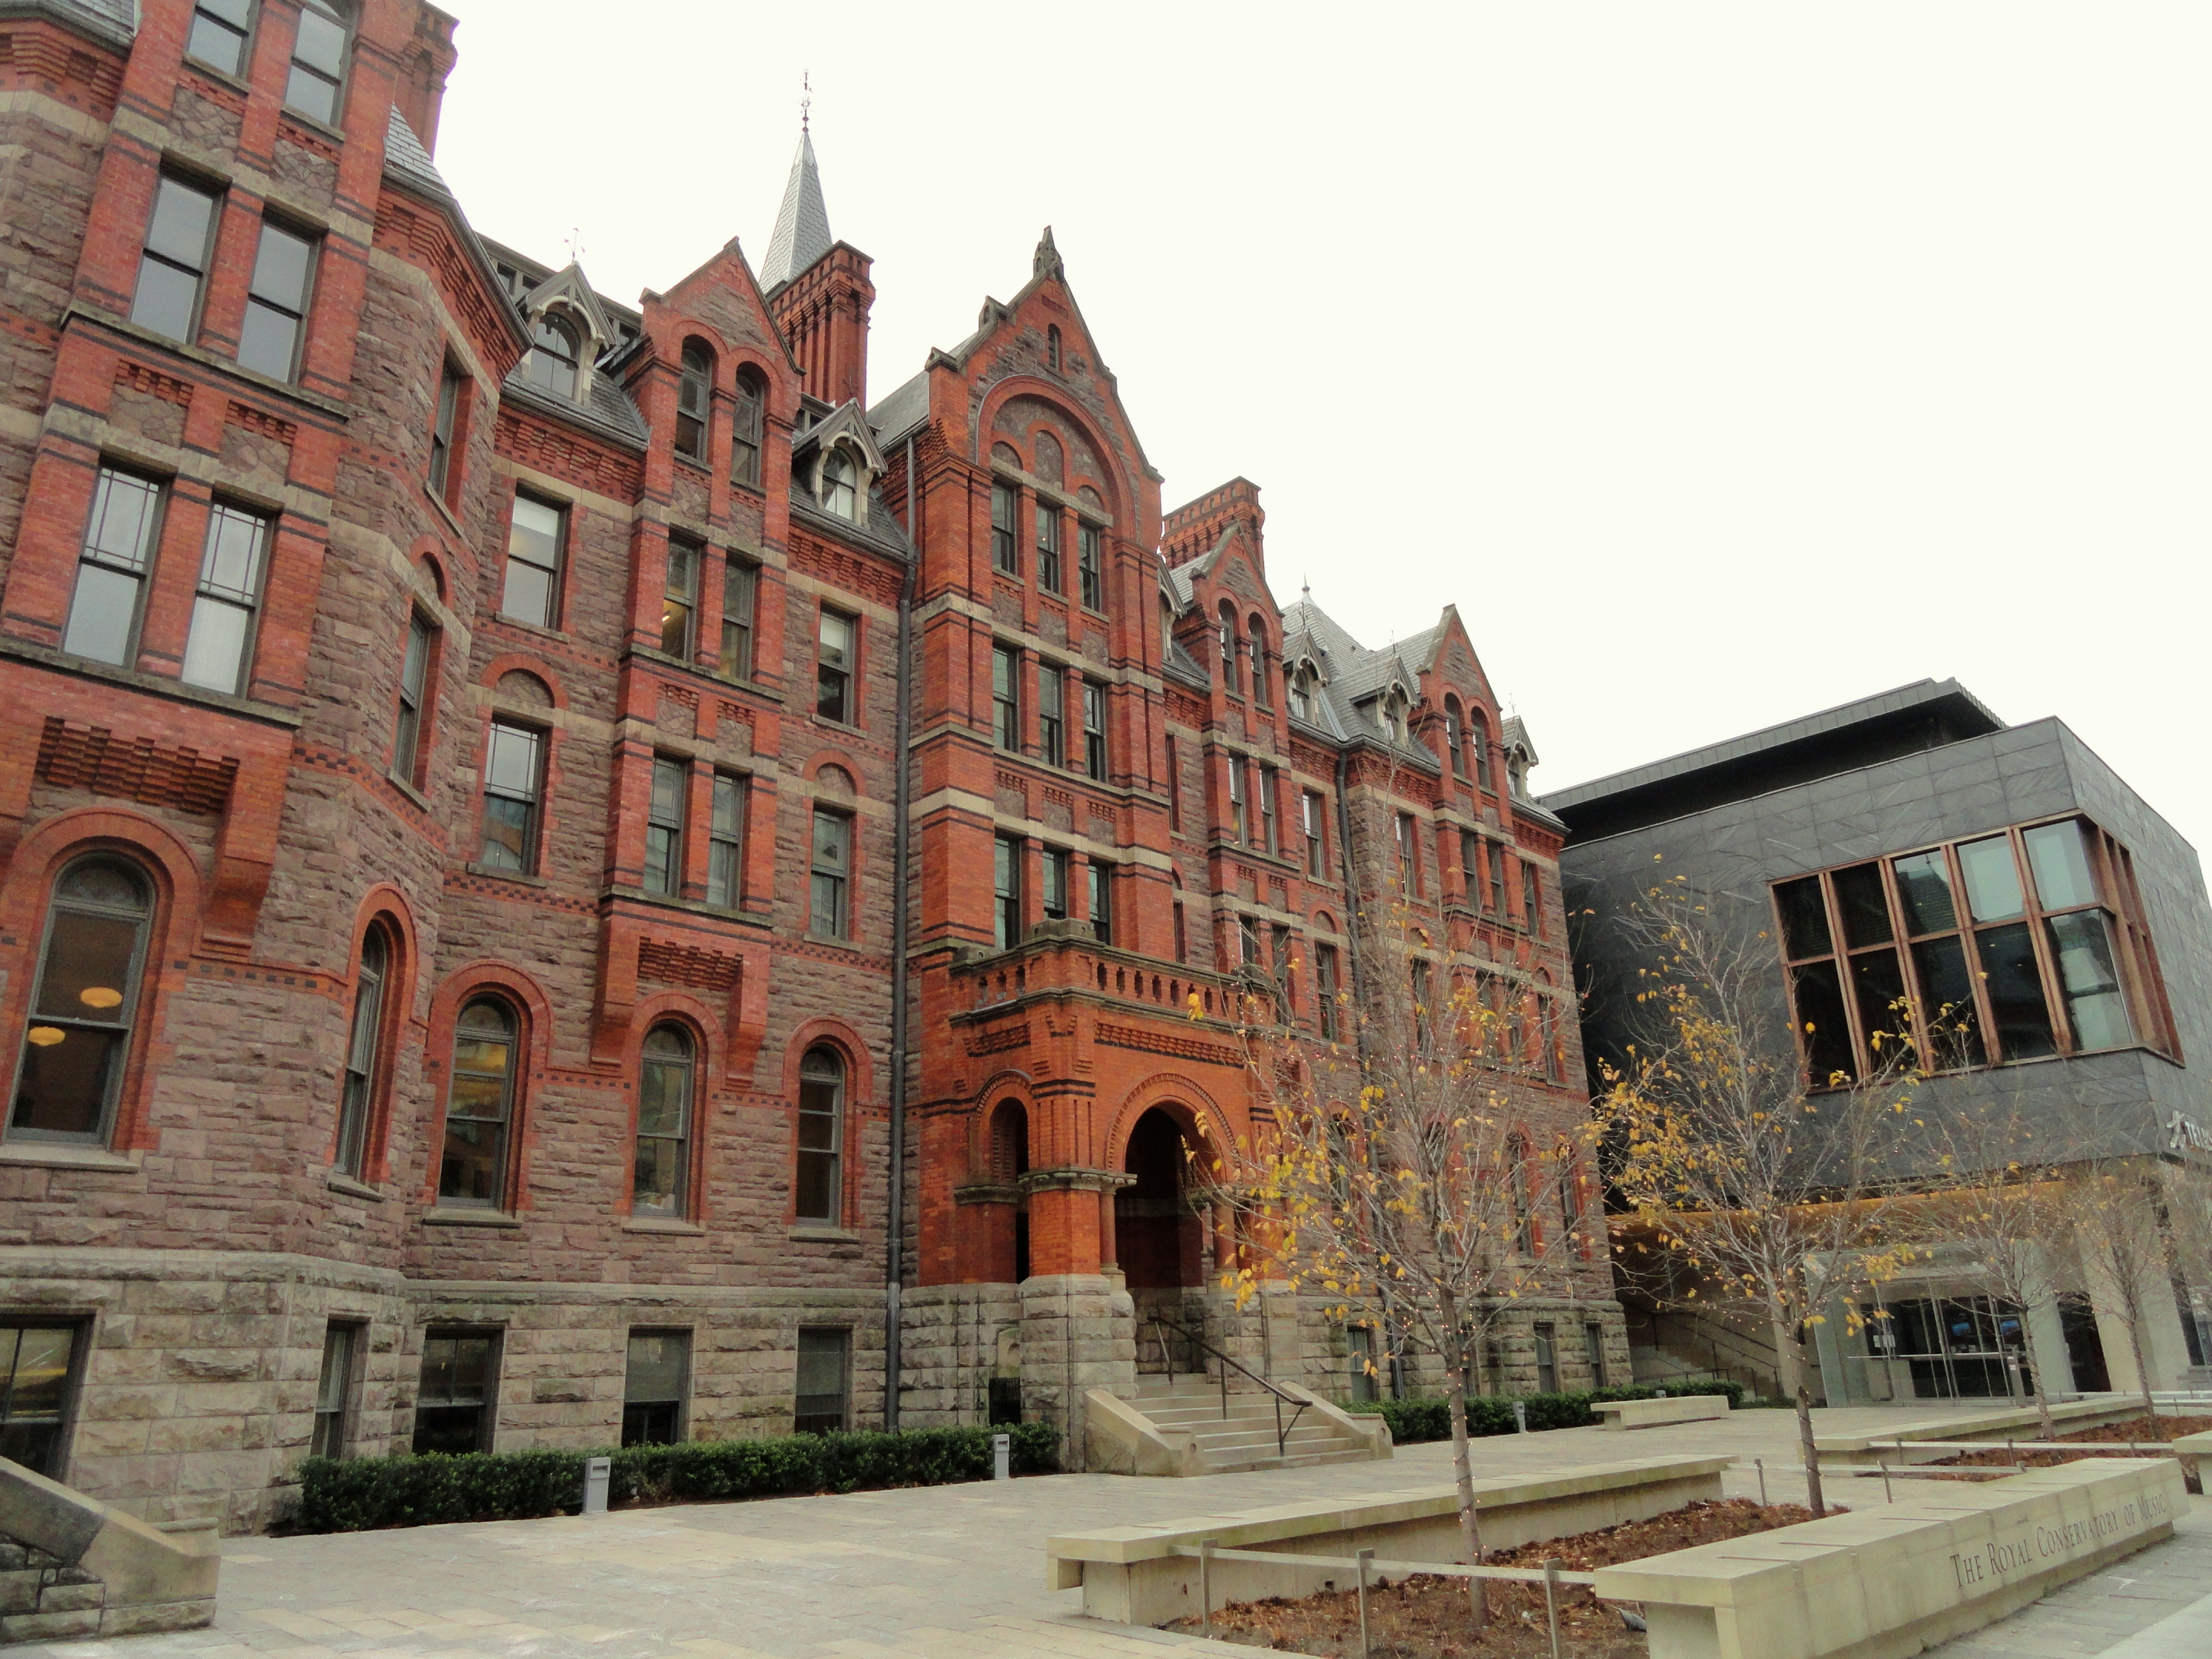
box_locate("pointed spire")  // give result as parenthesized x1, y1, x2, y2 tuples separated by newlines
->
(1033, 225, 1063, 280)
(760, 101, 833, 292)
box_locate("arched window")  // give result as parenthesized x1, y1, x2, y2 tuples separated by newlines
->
(1247, 616, 1270, 707)
(1470, 710, 1492, 790)
(1445, 697, 1467, 779)
(335, 923, 392, 1176)
(989, 1099, 1028, 1183)
(527, 313, 579, 399)
(731, 368, 766, 487)
(440, 998, 517, 1206)
(1046, 325, 1063, 373)
(634, 1025, 694, 1218)
(1377, 691, 1406, 744)
(821, 450, 859, 520)
(1289, 664, 1315, 723)
(8, 858, 153, 1144)
(676, 343, 712, 462)
(285, 0, 350, 124)
(796, 1045, 844, 1223)
(1217, 601, 1239, 694)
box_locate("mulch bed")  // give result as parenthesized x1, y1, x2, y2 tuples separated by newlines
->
(1929, 1414, 2212, 1491)
(1161, 1497, 1829, 1657)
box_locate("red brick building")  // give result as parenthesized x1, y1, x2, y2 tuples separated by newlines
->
(0, 0, 1618, 1528)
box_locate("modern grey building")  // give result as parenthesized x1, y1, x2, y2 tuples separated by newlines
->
(1544, 680, 2212, 1406)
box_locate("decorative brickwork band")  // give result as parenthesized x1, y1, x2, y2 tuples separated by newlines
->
(636, 937, 742, 992)
(35, 718, 238, 815)
(1094, 1022, 1243, 1069)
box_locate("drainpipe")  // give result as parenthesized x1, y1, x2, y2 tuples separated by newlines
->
(1333, 747, 1406, 1398)
(884, 435, 917, 1429)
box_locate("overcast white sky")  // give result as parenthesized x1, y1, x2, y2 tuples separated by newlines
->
(435, 2, 2210, 862)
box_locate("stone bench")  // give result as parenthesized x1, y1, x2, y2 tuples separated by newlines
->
(2172, 1429, 2210, 1491)
(1591, 1457, 2184, 1659)
(1816, 1396, 2157, 1466)
(1047, 1454, 1733, 1626)
(1596, 1396, 1732, 1430)
(0, 1456, 219, 1644)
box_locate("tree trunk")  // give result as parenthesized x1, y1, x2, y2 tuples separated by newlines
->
(1775, 1314, 1826, 1517)
(2120, 1300, 2161, 1434)
(1441, 1313, 1487, 1629)
(2018, 1316, 2056, 1440)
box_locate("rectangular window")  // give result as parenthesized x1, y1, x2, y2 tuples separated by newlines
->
(1316, 943, 1339, 1040)
(181, 501, 271, 694)
(1258, 766, 1277, 853)
(1041, 846, 1070, 922)
(1173, 901, 1188, 965)
(502, 494, 564, 629)
(131, 174, 220, 344)
(1240, 913, 1262, 969)
(1038, 664, 1065, 767)
(479, 721, 544, 873)
(991, 483, 1018, 575)
(1395, 813, 1417, 895)
(1304, 791, 1326, 878)
(1585, 1323, 1608, 1389)
(1078, 520, 1104, 611)
(793, 1328, 849, 1434)
(429, 363, 464, 500)
(63, 465, 164, 666)
(1035, 503, 1062, 593)
(992, 644, 1021, 751)
(187, 0, 252, 75)
(237, 218, 316, 381)
(412, 1330, 498, 1455)
(311, 1323, 359, 1459)
(1488, 843, 1507, 916)
(1347, 1326, 1376, 1404)
(285, 0, 349, 123)
(1533, 1323, 1558, 1395)
(1089, 862, 1113, 947)
(661, 537, 699, 659)
(1228, 759, 1247, 843)
(1166, 736, 1181, 831)
(796, 1049, 843, 1223)
(644, 756, 687, 896)
(995, 835, 1023, 949)
(0, 1323, 80, 1478)
(622, 1330, 687, 1448)
(1083, 680, 1108, 781)
(391, 613, 432, 785)
(720, 558, 757, 679)
(816, 608, 855, 724)
(809, 808, 851, 939)
(1522, 863, 1541, 935)
(707, 773, 745, 908)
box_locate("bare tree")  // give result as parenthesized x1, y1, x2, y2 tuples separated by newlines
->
(2157, 1161, 2212, 1364)
(2061, 1162, 2174, 1429)
(1198, 894, 1597, 1628)
(1591, 875, 1929, 1516)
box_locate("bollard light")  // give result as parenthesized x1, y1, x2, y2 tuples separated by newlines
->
(993, 1432, 1011, 1482)
(581, 1455, 611, 1516)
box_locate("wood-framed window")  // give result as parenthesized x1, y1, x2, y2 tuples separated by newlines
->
(1446, 700, 1468, 779)
(720, 556, 757, 679)
(440, 996, 516, 1206)
(131, 173, 220, 344)
(1083, 680, 1108, 781)
(187, 0, 253, 75)
(1240, 913, 1263, 969)
(1166, 736, 1181, 831)
(991, 483, 1018, 575)
(816, 608, 855, 724)
(1035, 502, 1063, 594)
(1041, 846, 1070, 922)
(478, 720, 545, 873)
(1521, 863, 1541, 936)
(1227, 759, 1247, 843)
(526, 313, 580, 399)
(634, 1024, 694, 1217)
(644, 756, 687, 897)
(991, 643, 1020, 751)
(676, 343, 711, 462)
(182, 500, 272, 695)
(1773, 816, 2171, 1089)
(1217, 602, 1239, 694)
(311, 1322, 360, 1459)
(1247, 617, 1270, 707)
(333, 923, 391, 1175)
(6, 858, 154, 1147)
(794, 1327, 849, 1433)
(706, 773, 746, 908)
(63, 465, 164, 667)
(1078, 521, 1104, 611)
(1173, 899, 1188, 965)
(1316, 942, 1339, 1039)
(429, 362, 465, 501)
(623, 1330, 688, 1446)
(809, 807, 851, 939)
(731, 369, 766, 487)
(1258, 765, 1277, 853)
(285, 0, 350, 124)
(238, 217, 317, 381)
(1304, 790, 1326, 877)
(1395, 812, 1418, 895)
(1488, 842, 1507, 916)
(796, 1045, 844, 1223)
(412, 1330, 498, 1455)
(502, 493, 564, 629)
(1088, 862, 1114, 947)
(391, 612, 433, 786)
(1471, 710, 1492, 790)
(821, 450, 859, 520)
(994, 834, 1022, 950)
(661, 536, 699, 658)
(0, 1323, 84, 1477)
(1038, 664, 1065, 767)
(1289, 665, 1316, 723)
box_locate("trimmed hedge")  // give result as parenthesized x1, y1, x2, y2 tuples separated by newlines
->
(296, 1421, 1060, 1534)
(1346, 1379, 1744, 1445)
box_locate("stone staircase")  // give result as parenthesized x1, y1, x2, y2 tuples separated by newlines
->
(1129, 1373, 1383, 1475)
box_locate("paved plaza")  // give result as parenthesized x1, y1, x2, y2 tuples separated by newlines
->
(13, 1406, 2207, 1659)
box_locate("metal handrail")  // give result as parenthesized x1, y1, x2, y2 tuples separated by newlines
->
(1151, 1313, 1310, 1458)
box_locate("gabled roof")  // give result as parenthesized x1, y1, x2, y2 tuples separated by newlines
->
(519, 263, 621, 352)
(759, 128, 833, 292)
(793, 398, 888, 473)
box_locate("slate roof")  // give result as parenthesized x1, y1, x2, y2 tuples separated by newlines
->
(759, 129, 833, 292)
(790, 482, 914, 565)
(866, 371, 930, 449)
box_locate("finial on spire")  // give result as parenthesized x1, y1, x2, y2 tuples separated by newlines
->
(563, 226, 585, 267)
(1033, 225, 1063, 280)
(1302, 575, 1311, 599)
(801, 70, 811, 133)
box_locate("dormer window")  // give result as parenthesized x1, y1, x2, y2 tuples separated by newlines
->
(527, 314, 580, 399)
(1289, 664, 1316, 723)
(1373, 691, 1406, 743)
(822, 451, 859, 520)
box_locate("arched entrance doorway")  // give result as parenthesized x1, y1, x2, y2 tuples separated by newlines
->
(1116, 1107, 1205, 1290)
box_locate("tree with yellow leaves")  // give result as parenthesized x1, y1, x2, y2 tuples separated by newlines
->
(1593, 875, 1930, 1516)
(1197, 892, 1600, 1628)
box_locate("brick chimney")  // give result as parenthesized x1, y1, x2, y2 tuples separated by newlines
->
(397, 4, 460, 154)
(1162, 478, 1265, 572)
